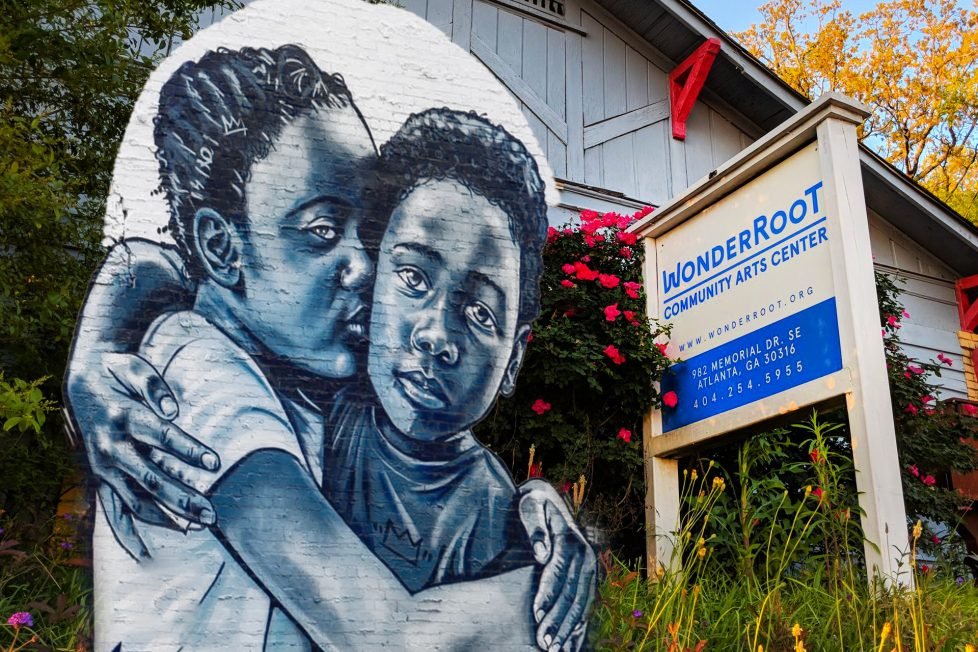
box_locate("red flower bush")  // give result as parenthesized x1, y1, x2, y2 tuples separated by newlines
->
(474, 206, 673, 549)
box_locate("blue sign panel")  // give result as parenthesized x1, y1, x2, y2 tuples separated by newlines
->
(661, 298, 843, 432)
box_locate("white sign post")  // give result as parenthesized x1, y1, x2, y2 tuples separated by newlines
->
(631, 93, 911, 586)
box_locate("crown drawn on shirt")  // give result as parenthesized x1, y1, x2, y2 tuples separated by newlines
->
(377, 520, 430, 566)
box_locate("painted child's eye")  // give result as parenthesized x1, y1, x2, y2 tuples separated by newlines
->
(465, 301, 499, 334)
(303, 217, 339, 243)
(396, 267, 429, 295)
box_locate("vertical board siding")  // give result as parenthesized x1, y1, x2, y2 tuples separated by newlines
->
(581, 12, 605, 126)
(868, 211, 967, 398)
(427, 0, 455, 36)
(472, 0, 498, 43)
(602, 31, 627, 119)
(547, 29, 566, 120)
(633, 121, 670, 204)
(400, 0, 428, 20)
(625, 46, 649, 112)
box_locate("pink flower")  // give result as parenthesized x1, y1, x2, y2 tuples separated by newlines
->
(812, 487, 825, 501)
(904, 371, 912, 379)
(580, 209, 601, 224)
(636, 206, 654, 218)
(963, 403, 978, 417)
(920, 564, 930, 574)
(531, 399, 552, 415)
(603, 303, 621, 321)
(603, 344, 626, 365)
(594, 234, 606, 243)
(602, 213, 619, 227)
(617, 231, 638, 246)
(526, 332, 533, 343)
(907, 464, 920, 478)
(561, 280, 576, 288)
(560, 481, 572, 494)
(931, 535, 941, 545)
(656, 342, 668, 355)
(937, 353, 953, 366)
(619, 247, 633, 259)
(624, 310, 638, 324)
(582, 255, 591, 262)
(922, 474, 937, 487)
(921, 395, 934, 404)
(809, 450, 822, 464)
(597, 274, 620, 289)
(547, 226, 559, 243)
(905, 403, 918, 416)
(583, 235, 596, 247)
(617, 428, 632, 443)
(6, 612, 33, 629)
(529, 463, 543, 478)
(574, 261, 599, 281)
(902, 309, 910, 319)
(662, 390, 678, 408)
(563, 308, 577, 318)
(616, 216, 633, 230)
(907, 365, 924, 375)
(561, 263, 576, 275)
(886, 314, 900, 328)
(624, 281, 642, 299)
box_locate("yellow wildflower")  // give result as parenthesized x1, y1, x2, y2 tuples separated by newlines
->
(804, 485, 812, 496)
(963, 644, 974, 652)
(690, 469, 698, 481)
(794, 642, 806, 652)
(792, 623, 802, 638)
(879, 622, 891, 642)
(697, 546, 707, 559)
(912, 520, 923, 539)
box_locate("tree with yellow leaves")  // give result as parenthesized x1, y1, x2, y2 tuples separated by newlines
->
(736, 0, 978, 223)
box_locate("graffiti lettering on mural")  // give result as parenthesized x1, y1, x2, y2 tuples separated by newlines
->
(63, 1, 594, 650)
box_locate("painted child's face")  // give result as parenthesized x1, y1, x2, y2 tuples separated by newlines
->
(367, 178, 527, 440)
(233, 107, 376, 379)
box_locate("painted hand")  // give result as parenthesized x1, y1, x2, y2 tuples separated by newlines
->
(518, 479, 596, 652)
(66, 352, 220, 547)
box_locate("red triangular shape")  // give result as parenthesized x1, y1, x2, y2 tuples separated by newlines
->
(669, 38, 721, 140)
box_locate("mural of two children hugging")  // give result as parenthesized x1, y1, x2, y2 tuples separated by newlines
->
(63, 0, 596, 649)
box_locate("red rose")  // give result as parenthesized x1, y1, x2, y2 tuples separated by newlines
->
(617, 428, 632, 443)
(655, 342, 668, 355)
(603, 344, 626, 365)
(531, 399, 551, 415)
(597, 273, 620, 289)
(617, 231, 638, 246)
(561, 280, 576, 288)
(922, 474, 936, 487)
(603, 303, 621, 322)
(624, 281, 642, 299)
(561, 263, 576, 275)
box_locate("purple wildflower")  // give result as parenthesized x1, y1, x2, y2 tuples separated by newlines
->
(632, 610, 643, 618)
(7, 612, 33, 628)
(60, 541, 74, 550)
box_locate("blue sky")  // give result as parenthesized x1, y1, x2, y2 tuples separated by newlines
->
(689, 0, 884, 34)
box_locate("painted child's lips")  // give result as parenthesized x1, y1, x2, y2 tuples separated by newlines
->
(394, 370, 449, 410)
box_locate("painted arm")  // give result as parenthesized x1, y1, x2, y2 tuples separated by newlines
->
(64, 239, 219, 556)
(209, 448, 537, 651)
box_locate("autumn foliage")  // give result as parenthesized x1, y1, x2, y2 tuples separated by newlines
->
(736, 0, 978, 223)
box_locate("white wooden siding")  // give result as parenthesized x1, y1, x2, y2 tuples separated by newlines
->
(869, 210, 967, 398)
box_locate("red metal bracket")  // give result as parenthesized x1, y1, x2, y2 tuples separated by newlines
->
(669, 38, 721, 141)
(957, 274, 978, 332)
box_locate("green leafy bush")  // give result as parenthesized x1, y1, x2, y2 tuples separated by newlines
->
(475, 207, 673, 551)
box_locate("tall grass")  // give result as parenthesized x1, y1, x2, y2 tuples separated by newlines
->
(591, 413, 978, 651)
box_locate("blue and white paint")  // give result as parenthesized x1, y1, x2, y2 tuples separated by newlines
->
(64, 2, 593, 650)
(656, 143, 842, 432)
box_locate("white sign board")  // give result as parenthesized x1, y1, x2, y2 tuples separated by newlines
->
(634, 94, 910, 586)
(657, 144, 843, 433)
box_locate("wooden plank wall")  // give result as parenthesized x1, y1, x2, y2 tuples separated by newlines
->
(868, 210, 968, 399)
(399, 0, 754, 207)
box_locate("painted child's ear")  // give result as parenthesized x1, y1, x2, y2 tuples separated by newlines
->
(500, 324, 532, 397)
(193, 208, 241, 288)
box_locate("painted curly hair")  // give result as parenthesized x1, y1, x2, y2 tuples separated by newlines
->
(379, 108, 548, 325)
(154, 44, 372, 279)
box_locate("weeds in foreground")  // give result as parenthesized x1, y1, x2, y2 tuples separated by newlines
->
(592, 412, 978, 651)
